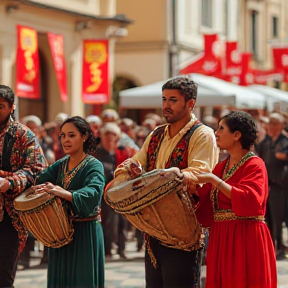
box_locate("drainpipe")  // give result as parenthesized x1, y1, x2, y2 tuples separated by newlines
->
(169, 0, 179, 77)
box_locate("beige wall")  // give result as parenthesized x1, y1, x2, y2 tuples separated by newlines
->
(239, 0, 288, 70)
(33, 0, 100, 16)
(0, 1, 119, 121)
(115, 0, 169, 85)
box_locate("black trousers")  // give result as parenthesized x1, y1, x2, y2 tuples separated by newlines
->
(266, 185, 286, 249)
(145, 237, 202, 288)
(0, 209, 20, 288)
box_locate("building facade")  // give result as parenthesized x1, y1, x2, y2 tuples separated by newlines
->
(0, 0, 130, 122)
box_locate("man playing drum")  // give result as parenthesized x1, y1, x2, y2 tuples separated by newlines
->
(113, 76, 219, 288)
(0, 85, 47, 288)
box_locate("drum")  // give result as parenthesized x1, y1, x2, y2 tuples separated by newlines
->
(14, 185, 74, 248)
(105, 169, 202, 251)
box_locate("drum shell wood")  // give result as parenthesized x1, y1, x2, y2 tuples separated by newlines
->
(105, 170, 202, 251)
(14, 186, 74, 248)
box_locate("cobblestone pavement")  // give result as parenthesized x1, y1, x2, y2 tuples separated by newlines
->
(14, 239, 288, 288)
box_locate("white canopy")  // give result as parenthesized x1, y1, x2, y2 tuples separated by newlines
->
(248, 84, 288, 113)
(119, 73, 266, 110)
(191, 73, 266, 110)
(119, 80, 235, 108)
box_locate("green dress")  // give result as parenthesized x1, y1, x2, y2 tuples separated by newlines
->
(36, 155, 105, 288)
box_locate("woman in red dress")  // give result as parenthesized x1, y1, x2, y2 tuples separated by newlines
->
(195, 111, 277, 288)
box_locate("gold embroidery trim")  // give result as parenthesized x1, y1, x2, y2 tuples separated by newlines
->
(214, 210, 265, 222)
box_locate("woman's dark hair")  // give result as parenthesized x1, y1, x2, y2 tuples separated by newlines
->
(162, 76, 198, 102)
(219, 111, 257, 150)
(60, 116, 100, 153)
(0, 85, 14, 107)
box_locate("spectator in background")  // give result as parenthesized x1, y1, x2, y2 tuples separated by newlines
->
(21, 115, 55, 165)
(52, 112, 68, 161)
(100, 109, 119, 124)
(93, 123, 130, 258)
(86, 115, 102, 137)
(141, 118, 157, 132)
(100, 109, 139, 157)
(255, 112, 288, 259)
(143, 113, 163, 126)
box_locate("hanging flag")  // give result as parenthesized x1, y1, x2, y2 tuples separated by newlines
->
(180, 34, 223, 77)
(239, 53, 254, 86)
(225, 41, 242, 83)
(47, 33, 68, 102)
(16, 25, 40, 99)
(82, 39, 109, 104)
(272, 46, 288, 82)
(252, 69, 283, 85)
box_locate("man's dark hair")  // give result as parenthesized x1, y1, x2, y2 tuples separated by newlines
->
(0, 85, 14, 107)
(162, 76, 198, 102)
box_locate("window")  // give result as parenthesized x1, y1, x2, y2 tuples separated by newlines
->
(272, 16, 278, 38)
(251, 10, 258, 57)
(202, 0, 213, 28)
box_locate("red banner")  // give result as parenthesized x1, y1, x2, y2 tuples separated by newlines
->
(47, 33, 68, 102)
(82, 39, 109, 104)
(16, 25, 40, 99)
(239, 53, 254, 86)
(272, 47, 288, 82)
(225, 42, 241, 83)
(180, 34, 223, 76)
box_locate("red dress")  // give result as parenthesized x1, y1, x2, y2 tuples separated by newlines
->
(196, 154, 277, 288)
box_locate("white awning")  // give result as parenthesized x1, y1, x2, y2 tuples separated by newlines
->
(248, 84, 288, 113)
(191, 74, 266, 110)
(119, 74, 266, 109)
(119, 80, 235, 108)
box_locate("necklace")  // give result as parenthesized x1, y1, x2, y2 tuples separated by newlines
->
(211, 151, 255, 211)
(62, 155, 88, 189)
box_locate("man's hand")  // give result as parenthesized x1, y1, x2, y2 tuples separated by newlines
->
(0, 177, 11, 193)
(159, 167, 183, 179)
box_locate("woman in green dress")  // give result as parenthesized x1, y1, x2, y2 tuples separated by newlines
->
(35, 116, 105, 288)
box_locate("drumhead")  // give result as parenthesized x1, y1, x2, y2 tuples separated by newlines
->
(14, 185, 55, 211)
(106, 169, 178, 203)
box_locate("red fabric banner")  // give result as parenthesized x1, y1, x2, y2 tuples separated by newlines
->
(47, 33, 68, 102)
(239, 53, 254, 86)
(82, 39, 109, 104)
(272, 47, 288, 82)
(252, 69, 283, 85)
(180, 34, 223, 76)
(16, 25, 40, 99)
(225, 41, 241, 83)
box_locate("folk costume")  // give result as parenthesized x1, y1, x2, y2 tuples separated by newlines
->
(0, 118, 47, 288)
(196, 152, 277, 288)
(114, 114, 218, 288)
(36, 155, 105, 288)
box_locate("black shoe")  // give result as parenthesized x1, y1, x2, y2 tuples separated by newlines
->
(119, 253, 127, 259)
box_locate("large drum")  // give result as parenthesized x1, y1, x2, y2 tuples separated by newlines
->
(105, 169, 202, 251)
(14, 185, 74, 248)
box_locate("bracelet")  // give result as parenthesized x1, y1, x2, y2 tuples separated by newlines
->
(216, 179, 223, 189)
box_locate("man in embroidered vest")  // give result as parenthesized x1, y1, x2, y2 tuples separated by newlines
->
(113, 76, 219, 288)
(0, 85, 47, 288)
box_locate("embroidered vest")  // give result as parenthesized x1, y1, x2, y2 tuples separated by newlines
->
(147, 121, 202, 170)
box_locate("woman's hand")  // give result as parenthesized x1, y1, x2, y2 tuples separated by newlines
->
(194, 172, 215, 184)
(34, 182, 56, 194)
